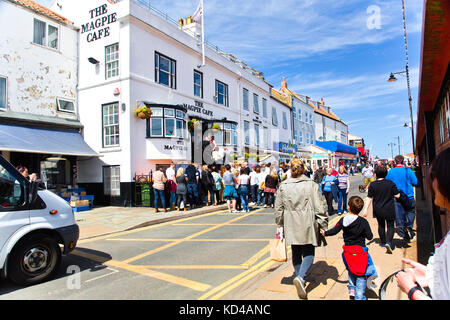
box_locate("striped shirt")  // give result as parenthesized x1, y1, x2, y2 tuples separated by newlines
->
(337, 173, 349, 189)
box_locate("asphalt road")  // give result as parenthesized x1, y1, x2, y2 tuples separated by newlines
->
(0, 175, 364, 300)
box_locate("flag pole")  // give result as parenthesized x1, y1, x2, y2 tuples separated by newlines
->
(201, 0, 205, 66)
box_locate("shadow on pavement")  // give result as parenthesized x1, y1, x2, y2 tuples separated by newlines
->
(280, 261, 347, 295)
(0, 248, 111, 295)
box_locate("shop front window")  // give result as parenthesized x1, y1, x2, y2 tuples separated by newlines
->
(210, 122, 237, 146)
(40, 156, 70, 190)
(147, 107, 186, 139)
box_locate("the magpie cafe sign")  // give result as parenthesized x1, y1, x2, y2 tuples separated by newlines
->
(181, 101, 214, 117)
(81, 4, 117, 42)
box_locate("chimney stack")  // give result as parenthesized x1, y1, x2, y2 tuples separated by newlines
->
(321, 98, 324, 105)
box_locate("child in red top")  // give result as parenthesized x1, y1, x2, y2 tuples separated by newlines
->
(321, 196, 374, 300)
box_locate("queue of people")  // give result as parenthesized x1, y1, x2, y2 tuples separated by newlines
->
(151, 160, 302, 214)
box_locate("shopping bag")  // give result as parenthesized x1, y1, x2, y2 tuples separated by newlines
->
(270, 238, 287, 262)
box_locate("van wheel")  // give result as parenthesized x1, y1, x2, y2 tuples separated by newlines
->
(8, 234, 61, 286)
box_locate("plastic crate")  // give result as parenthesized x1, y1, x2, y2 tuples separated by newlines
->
(72, 205, 90, 213)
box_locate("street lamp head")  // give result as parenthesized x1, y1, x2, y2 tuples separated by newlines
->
(388, 73, 398, 82)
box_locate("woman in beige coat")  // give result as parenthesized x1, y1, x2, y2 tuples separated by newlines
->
(274, 159, 328, 299)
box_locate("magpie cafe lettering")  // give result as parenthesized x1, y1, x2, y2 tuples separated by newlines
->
(81, 4, 117, 42)
(182, 101, 214, 117)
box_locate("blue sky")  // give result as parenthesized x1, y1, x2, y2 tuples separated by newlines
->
(37, 0, 424, 159)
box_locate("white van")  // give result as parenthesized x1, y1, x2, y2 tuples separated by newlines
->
(0, 155, 79, 286)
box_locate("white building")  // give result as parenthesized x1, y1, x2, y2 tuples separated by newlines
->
(0, 0, 97, 191)
(275, 79, 315, 161)
(310, 98, 348, 145)
(50, 0, 293, 206)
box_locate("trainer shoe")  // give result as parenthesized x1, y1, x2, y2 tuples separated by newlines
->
(385, 243, 393, 254)
(349, 289, 355, 300)
(293, 276, 307, 300)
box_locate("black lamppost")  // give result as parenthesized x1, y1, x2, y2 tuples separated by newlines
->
(387, 0, 416, 155)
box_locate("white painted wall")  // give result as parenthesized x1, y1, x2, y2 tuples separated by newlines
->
(0, 0, 78, 119)
(52, 0, 295, 186)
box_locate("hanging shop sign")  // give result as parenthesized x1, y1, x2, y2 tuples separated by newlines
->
(81, 4, 118, 43)
(276, 142, 298, 154)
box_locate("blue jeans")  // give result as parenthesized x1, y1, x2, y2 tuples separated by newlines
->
(291, 244, 315, 280)
(239, 185, 249, 211)
(250, 185, 258, 203)
(153, 188, 166, 209)
(169, 191, 177, 208)
(337, 188, 348, 213)
(187, 183, 199, 207)
(257, 189, 265, 205)
(204, 186, 215, 204)
(348, 272, 367, 300)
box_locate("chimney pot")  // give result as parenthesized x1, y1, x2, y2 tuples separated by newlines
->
(281, 77, 287, 89)
(321, 98, 324, 105)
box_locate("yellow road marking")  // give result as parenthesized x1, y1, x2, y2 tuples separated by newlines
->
(135, 265, 248, 270)
(78, 209, 228, 244)
(71, 249, 211, 292)
(174, 223, 276, 226)
(107, 238, 272, 242)
(122, 208, 264, 264)
(242, 244, 270, 268)
(197, 213, 346, 300)
(106, 260, 211, 292)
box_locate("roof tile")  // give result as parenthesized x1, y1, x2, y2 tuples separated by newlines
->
(12, 0, 73, 24)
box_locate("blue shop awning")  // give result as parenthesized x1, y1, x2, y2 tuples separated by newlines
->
(0, 124, 100, 157)
(315, 140, 357, 155)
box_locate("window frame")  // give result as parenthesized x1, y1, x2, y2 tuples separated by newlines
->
(147, 107, 187, 139)
(103, 165, 121, 197)
(254, 123, 260, 146)
(244, 120, 250, 145)
(105, 43, 119, 79)
(33, 18, 59, 51)
(155, 52, 177, 89)
(253, 93, 259, 114)
(262, 98, 268, 118)
(243, 88, 249, 111)
(102, 102, 120, 148)
(56, 97, 75, 114)
(215, 80, 229, 107)
(0, 76, 7, 110)
(194, 70, 203, 98)
(272, 107, 278, 127)
(282, 112, 288, 129)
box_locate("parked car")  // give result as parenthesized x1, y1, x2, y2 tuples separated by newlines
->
(0, 155, 79, 285)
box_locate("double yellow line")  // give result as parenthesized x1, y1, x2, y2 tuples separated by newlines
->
(198, 212, 346, 300)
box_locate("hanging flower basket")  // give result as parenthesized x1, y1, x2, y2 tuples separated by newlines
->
(188, 119, 200, 132)
(211, 123, 222, 132)
(134, 105, 152, 119)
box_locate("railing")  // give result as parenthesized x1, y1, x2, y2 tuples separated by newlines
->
(133, 0, 221, 53)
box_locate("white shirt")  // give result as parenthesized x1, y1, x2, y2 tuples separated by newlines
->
(166, 167, 175, 181)
(362, 166, 374, 178)
(258, 172, 268, 187)
(238, 174, 250, 185)
(427, 231, 450, 300)
(249, 171, 259, 185)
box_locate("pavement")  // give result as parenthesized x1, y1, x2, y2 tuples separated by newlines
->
(227, 200, 418, 300)
(72, 176, 418, 300)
